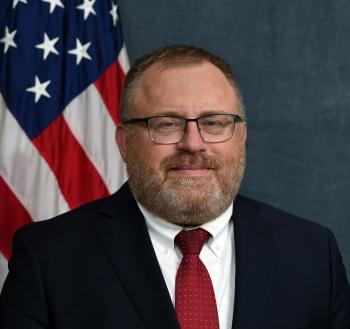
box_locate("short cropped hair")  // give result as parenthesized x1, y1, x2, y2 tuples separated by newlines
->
(119, 45, 245, 122)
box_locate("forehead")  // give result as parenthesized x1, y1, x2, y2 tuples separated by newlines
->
(132, 62, 239, 117)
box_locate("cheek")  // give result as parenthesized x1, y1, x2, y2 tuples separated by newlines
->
(210, 140, 244, 163)
(147, 146, 178, 169)
(209, 142, 234, 157)
(129, 136, 176, 169)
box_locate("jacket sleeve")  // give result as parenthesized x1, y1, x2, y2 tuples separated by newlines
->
(328, 229, 350, 328)
(0, 229, 49, 329)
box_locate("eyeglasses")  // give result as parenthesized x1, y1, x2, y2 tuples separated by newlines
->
(123, 114, 244, 144)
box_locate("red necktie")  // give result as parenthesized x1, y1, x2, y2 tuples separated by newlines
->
(175, 229, 220, 329)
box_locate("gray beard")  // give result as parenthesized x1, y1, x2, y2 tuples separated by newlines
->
(126, 147, 246, 226)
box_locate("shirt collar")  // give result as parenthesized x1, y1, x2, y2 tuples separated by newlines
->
(139, 202, 233, 258)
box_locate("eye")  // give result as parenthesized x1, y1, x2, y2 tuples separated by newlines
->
(201, 117, 225, 129)
(160, 121, 177, 128)
(203, 119, 223, 127)
(199, 115, 234, 135)
(151, 117, 182, 131)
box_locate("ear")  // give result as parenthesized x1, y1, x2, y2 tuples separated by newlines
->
(241, 122, 247, 144)
(116, 124, 128, 162)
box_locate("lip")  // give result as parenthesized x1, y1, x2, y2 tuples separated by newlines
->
(169, 166, 213, 177)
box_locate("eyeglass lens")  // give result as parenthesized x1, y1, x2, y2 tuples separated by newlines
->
(147, 114, 236, 144)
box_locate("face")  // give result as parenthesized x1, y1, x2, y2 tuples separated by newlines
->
(117, 62, 247, 226)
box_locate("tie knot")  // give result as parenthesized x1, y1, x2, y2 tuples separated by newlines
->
(175, 228, 210, 256)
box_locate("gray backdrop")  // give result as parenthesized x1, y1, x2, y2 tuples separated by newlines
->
(118, 0, 350, 279)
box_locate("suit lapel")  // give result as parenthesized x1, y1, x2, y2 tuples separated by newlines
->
(94, 184, 180, 329)
(232, 196, 275, 329)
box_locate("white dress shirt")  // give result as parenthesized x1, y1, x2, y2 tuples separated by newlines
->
(138, 203, 235, 329)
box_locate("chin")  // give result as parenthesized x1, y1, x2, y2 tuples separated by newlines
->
(166, 176, 212, 188)
(165, 179, 221, 203)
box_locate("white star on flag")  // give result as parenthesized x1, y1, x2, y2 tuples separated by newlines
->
(26, 76, 51, 103)
(35, 33, 59, 60)
(12, 0, 27, 9)
(0, 27, 17, 54)
(68, 38, 92, 65)
(110, 2, 118, 26)
(42, 0, 65, 14)
(76, 0, 97, 20)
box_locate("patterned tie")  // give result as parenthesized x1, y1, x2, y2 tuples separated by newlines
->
(175, 228, 220, 329)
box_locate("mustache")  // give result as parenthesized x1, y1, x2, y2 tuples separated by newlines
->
(160, 153, 221, 171)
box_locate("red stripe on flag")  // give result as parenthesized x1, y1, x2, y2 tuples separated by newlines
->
(0, 176, 33, 259)
(32, 116, 110, 209)
(94, 60, 125, 124)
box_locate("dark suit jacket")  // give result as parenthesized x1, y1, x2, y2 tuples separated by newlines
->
(1, 183, 350, 329)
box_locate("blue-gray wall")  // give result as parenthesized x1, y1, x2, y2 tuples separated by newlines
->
(119, 0, 350, 279)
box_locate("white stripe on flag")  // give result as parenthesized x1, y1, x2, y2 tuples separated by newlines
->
(118, 44, 130, 74)
(63, 84, 127, 194)
(0, 252, 8, 291)
(0, 94, 70, 220)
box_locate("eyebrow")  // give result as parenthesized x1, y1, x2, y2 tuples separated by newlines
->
(149, 109, 234, 117)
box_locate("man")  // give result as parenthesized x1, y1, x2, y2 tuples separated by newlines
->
(0, 45, 349, 329)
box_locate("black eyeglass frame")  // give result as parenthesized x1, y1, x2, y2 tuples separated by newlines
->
(123, 114, 245, 144)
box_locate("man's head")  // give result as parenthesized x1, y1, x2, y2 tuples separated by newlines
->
(116, 45, 247, 226)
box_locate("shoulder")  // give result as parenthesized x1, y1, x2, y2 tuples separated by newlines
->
(233, 194, 333, 250)
(235, 194, 328, 232)
(233, 198, 350, 324)
(15, 183, 135, 247)
(233, 194, 346, 289)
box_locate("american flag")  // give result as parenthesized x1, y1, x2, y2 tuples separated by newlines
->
(0, 0, 128, 289)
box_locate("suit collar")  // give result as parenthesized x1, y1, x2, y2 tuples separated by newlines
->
(232, 195, 275, 329)
(95, 183, 180, 329)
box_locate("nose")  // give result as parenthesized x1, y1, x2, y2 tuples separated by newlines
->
(176, 121, 206, 153)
